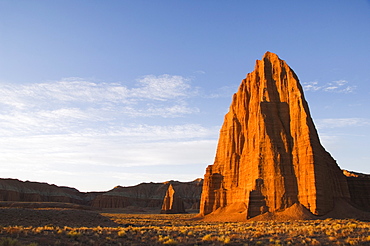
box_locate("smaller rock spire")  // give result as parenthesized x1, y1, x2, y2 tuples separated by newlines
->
(160, 184, 186, 214)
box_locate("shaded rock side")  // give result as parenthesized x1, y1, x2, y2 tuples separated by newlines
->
(160, 184, 186, 214)
(199, 52, 350, 219)
(91, 179, 203, 210)
(343, 170, 370, 212)
(0, 178, 203, 210)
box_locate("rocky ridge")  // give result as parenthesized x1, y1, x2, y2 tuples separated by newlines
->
(0, 178, 203, 212)
(0, 178, 96, 205)
(91, 179, 202, 210)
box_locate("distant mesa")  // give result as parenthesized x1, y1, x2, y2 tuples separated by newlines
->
(0, 178, 203, 212)
(199, 52, 370, 221)
(91, 179, 202, 211)
(160, 184, 186, 214)
(0, 178, 94, 205)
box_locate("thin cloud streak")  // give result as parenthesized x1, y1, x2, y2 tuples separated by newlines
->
(316, 118, 370, 129)
(0, 134, 217, 168)
(0, 75, 199, 135)
(0, 74, 195, 109)
(132, 75, 194, 100)
(206, 85, 239, 98)
(303, 80, 356, 93)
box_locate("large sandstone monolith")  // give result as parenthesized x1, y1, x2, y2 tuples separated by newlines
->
(199, 52, 351, 220)
(160, 184, 186, 214)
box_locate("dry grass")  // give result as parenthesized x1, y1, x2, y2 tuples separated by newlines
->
(1, 211, 370, 245)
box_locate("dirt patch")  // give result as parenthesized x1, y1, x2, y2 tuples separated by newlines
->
(0, 201, 93, 210)
(0, 208, 116, 227)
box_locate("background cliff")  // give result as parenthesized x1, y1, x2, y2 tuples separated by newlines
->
(91, 179, 202, 210)
(0, 178, 202, 211)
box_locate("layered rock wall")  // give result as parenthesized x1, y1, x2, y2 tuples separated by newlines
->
(200, 52, 351, 218)
(0, 178, 203, 211)
(91, 179, 203, 210)
(0, 179, 93, 205)
(343, 170, 370, 211)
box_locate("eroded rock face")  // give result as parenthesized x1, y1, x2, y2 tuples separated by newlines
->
(160, 184, 186, 214)
(199, 52, 351, 218)
(91, 179, 203, 210)
(343, 170, 370, 211)
(0, 178, 203, 211)
(0, 179, 95, 205)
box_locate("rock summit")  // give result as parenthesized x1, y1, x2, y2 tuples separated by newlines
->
(199, 52, 365, 220)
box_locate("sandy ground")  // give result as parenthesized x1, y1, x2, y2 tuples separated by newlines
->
(0, 208, 116, 227)
(1, 203, 370, 245)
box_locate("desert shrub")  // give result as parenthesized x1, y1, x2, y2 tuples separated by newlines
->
(310, 239, 321, 245)
(158, 235, 170, 242)
(2, 214, 370, 245)
(66, 230, 81, 238)
(202, 234, 213, 241)
(0, 237, 20, 246)
(117, 230, 126, 237)
(162, 238, 177, 245)
(345, 237, 359, 245)
(218, 235, 231, 244)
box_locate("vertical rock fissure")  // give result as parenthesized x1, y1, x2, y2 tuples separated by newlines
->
(199, 52, 351, 219)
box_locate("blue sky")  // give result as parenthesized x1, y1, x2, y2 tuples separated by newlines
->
(0, 0, 370, 191)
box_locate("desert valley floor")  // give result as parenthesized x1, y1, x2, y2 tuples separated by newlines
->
(1, 205, 370, 245)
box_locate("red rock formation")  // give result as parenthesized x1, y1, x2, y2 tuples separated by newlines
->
(343, 170, 370, 211)
(160, 184, 186, 214)
(0, 179, 96, 205)
(0, 178, 203, 211)
(91, 179, 203, 210)
(199, 52, 351, 219)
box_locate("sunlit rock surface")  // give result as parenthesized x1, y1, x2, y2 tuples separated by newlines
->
(199, 52, 352, 219)
(160, 184, 186, 214)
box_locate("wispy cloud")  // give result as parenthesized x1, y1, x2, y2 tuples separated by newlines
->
(315, 118, 370, 129)
(83, 124, 217, 140)
(0, 133, 217, 190)
(206, 85, 239, 98)
(0, 108, 96, 136)
(303, 80, 356, 93)
(0, 75, 200, 135)
(0, 127, 217, 166)
(132, 75, 194, 100)
(0, 75, 195, 108)
(0, 75, 217, 190)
